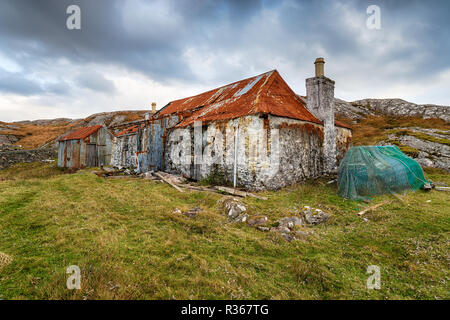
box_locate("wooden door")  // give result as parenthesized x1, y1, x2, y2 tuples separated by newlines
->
(86, 144, 98, 167)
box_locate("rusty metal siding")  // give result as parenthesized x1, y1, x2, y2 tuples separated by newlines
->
(117, 115, 181, 173)
(57, 141, 65, 167)
(146, 121, 162, 171)
(60, 139, 81, 168)
(86, 144, 98, 167)
(58, 126, 114, 168)
(79, 140, 86, 167)
(104, 130, 113, 165)
(72, 140, 81, 168)
(145, 115, 180, 172)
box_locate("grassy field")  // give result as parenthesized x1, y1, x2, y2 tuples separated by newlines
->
(0, 162, 449, 299)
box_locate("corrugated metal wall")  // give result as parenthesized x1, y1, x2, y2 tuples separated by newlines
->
(133, 115, 180, 173)
(57, 127, 113, 168)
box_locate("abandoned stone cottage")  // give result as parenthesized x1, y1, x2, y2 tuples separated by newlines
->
(111, 58, 352, 190)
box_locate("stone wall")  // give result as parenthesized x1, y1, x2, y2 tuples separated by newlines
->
(111, 134, 138, 169)
(0, 148, 57, 169)
(165, 114, 328, 190)
(306, 76, 336, 172)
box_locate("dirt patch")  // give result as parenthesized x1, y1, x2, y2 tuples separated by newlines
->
(0, 252, 12, 271)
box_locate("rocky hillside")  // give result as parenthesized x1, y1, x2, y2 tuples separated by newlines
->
(0, 110, 147, 150)
(334, 98, 450, 122)
(333, 98, 449, 171)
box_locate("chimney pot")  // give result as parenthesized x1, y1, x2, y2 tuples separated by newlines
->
(314, 57, 325, 77)
(151, 102, 156, 114)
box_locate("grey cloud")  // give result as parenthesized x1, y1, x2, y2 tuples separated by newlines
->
(75, 72, 116, 93)
(0, 69, 43, 95)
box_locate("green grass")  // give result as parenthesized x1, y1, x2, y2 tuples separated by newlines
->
(0, 163, 449, 300)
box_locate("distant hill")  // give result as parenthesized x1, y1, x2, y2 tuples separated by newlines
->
(0, 110, 148, 149)
(334, 98, 449, 122)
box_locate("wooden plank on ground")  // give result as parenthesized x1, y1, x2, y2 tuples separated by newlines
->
(357, 200, 391, 216)
(155, 172, 184, 192)
(214, 186, 268, 200)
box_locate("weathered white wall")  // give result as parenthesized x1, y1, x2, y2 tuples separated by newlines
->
(306, 76, 336, 172)
(111, 134, 137, 169)
(165, 114, 326, 190)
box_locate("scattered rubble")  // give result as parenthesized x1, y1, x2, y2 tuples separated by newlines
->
(218, 197, 247, 221)
(278, 216, 304, 228)
(233, 214, 249, 223)
(301, 206, 330, 225)
(247, 216, 268, 227)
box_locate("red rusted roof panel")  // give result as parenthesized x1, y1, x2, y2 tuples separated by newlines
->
(334, 119, 352, 129)
(158, 70, 323, 127)
(58, 125, 103, 141)
(116, 125, 138, 137)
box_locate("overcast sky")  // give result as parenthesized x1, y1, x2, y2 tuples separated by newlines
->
(0, 0, 449, 122)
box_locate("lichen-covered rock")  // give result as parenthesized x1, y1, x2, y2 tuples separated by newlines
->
(301, 206, 330, 225)
(232, 214, 248, 223)
(218, 197, 246, 219)
(334, 98, 450, 122)
(278, 216, 304, 229)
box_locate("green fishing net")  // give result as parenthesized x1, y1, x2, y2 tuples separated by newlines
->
(338, 146, 429, 200)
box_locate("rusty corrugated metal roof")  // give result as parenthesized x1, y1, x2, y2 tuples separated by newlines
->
(58, 125, 103, 141)
(334, 119, 352, 129)
(158, 70, 323, 127)
(116, 125, 139, 137)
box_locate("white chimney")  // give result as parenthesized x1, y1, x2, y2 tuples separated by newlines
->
(306, 57, 336, 172)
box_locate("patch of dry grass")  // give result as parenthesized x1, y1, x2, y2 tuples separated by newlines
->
(339, 115, 450, 146)
(0, 252, 12, 271)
